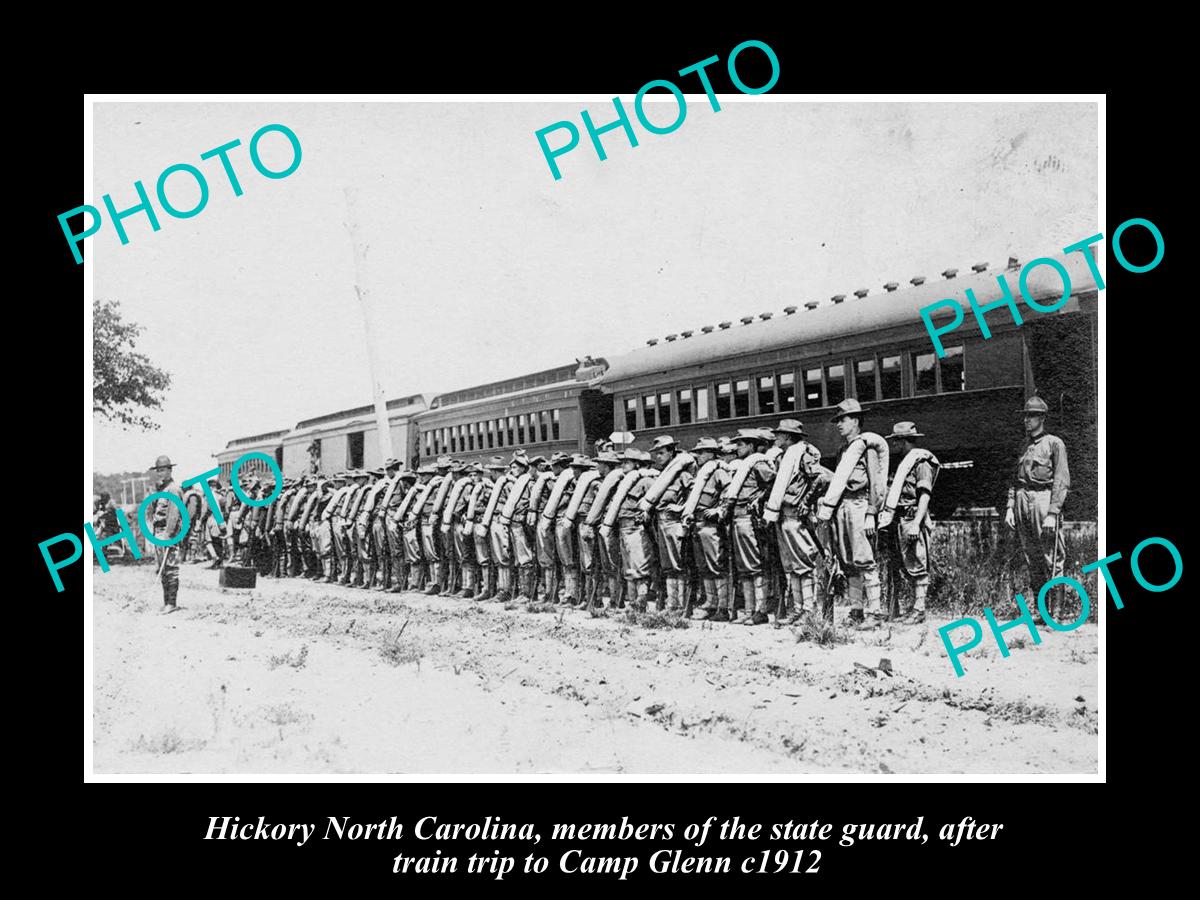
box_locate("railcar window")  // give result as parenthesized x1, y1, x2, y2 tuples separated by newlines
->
(424, 431, 432, 457)
(507, 416, 515, 446)
(803, 368, 823, 409)
(659, 392, 672, 427)
(695, 387, 709, 420)
(450, 426, 457, 453)
(825, 365, 845, 406)
(779, 372, 796, 410)
(734, 379, 750, 418)
(487, 420, 495, 449)
(552, 409, 561, 440)
(540, 411, 550, 442)
(880, 355, 902, 399)
(855, 359, 876, 401)
(715, 382, 732, 419)
(677, 388, 693, 425)
(912, 351, 937, 396)
(433, 430, 440, 455)
(643, 394, 658, 429)
(940, 345, 965, 392)
(467, 423, 475, 451)
(757, 375, 776, 416)
(518, 415, 526, 445)
(625, 397, 638, 431)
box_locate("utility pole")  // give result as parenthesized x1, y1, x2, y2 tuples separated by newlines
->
(343, 186, 394, 465)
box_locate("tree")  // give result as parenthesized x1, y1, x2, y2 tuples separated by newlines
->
(93, 299, 171, 430)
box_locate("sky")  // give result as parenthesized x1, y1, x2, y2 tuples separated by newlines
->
(92, 99, 1097, 479)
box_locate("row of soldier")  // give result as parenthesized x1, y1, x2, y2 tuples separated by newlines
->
(166, 395, 1069, 627)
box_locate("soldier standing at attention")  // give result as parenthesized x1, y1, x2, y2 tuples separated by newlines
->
(372, 460, 403, 590)
(149, 455, 185, 613)
(1006, 396, 1071, 620)
(439, 460, 472, 596)
(447, 463, 483, 597)
(505, 452, 538, 603)
(644, 436, 695, 612)
(817, 399, 889, 629)
(881, 422, 938, 624)
(539, 452, 575, 603)
(722, 429, 777, 626)
(473, 458, 507, 600)
(403, 466, 435, 590)
(586, 448, 625, 609)
(485, 457, 516, 602)
(340, 471, 371, 585)
(764, 419, 831, 626)
(617, 448, 659, 611)
(386, 470, 419, 591)
(682, 437, 732, 621)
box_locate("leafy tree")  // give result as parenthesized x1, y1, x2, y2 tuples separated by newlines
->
(93, 299, 171, 430)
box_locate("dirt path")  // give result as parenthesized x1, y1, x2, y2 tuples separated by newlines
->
(92, 564, 1098, 774)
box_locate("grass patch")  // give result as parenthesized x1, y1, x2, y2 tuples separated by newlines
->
(524, 601, 558, 614)
(267, 645, 308, 670)
(262, 703, 308, 727)
(130, 727, 204, 755)
(793, 613, 846, 646)
(622, 608, 690, 630)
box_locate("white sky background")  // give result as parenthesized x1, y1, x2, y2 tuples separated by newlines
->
(93, 100, 1097, 479)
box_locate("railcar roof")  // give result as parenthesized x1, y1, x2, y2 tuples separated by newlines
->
(599, 252, 1095, 385)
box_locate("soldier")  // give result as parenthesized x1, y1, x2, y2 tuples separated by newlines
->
(552, 454, 591, 605)
(204, 478, 230, 569)
(880, 422, 938, 624)
(585, 448, 625, 608)
(296, 477, 325, 578)
(683, 437, 733, 621)
(369, 460, 403, 590)
(484, 456, 515, 602)
(403, 466, 437, 590)
(282, 477, 310, 576)
(444, 462, 481, 597)
(180, 483, 204, 563)
(323, 475, 355, 583)
(764, 419, 832, 626)
(817, 399, 889, 629)
(471, 458, 507, 600)
(313, 476, 342, 582)
(414, 458, 451, 595)
(438, 460, 472, 595)
(355, 467, 388, 589)
(721, 429, 778, 625)
(611, 448, 659, 611)
(148, 455, 185, 613)
(643, 436, 695, 612)
(340, 471, 372, 585)
(1006, 396, 1071, 620)
(500, 452, 536, 603)
(563, 454, 601, 607)
(92, 492, 122, 567)
(386, 470, 420, 591)
(539, 452, 575, 603)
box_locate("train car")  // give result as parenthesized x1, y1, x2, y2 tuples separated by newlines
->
(592, 255, 1098, 519)
(215, 429, 290, 483)
(413, 362, 611, 468)
(280, 393, 428, 477)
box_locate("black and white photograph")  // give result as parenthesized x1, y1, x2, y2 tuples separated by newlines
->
(85, 96, 1102, 776)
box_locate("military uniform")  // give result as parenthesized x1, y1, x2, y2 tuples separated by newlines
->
(444, 463, 480, 597)
(1007, 396, 1070, 611)
(180, 485, 203, 563)
(503, 454, 538, 602)
(645, 436, 694, 611)
(768, 420, 831, 620)
(486, 463, 514, 601)
(540, 454, 576, 602)
(384, 471, 417, 591)
(616, 450, 659, 610)
(438, 461, 471, 595)
(566, 454, 602, 606)
(683, 438, 733, 620)
(722, 428, 777, 625)
(585, 452, 625, 608)
(474, 459, 508, 598)
(148, 455, 184, 612)
(819, 399, 887, 626)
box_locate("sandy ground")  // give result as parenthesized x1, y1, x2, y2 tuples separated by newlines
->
(92, 563, 1098, 774)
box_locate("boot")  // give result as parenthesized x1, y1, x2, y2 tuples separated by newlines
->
(514, 569, 533, 604)
(692, 578, 718, 619)
(424, 562, 442, 594)
(733, 579, 756, 624)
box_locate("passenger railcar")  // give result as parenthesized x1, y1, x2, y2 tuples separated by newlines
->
(412, 362, 611, 468)
(593, 255, 1098, 519)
